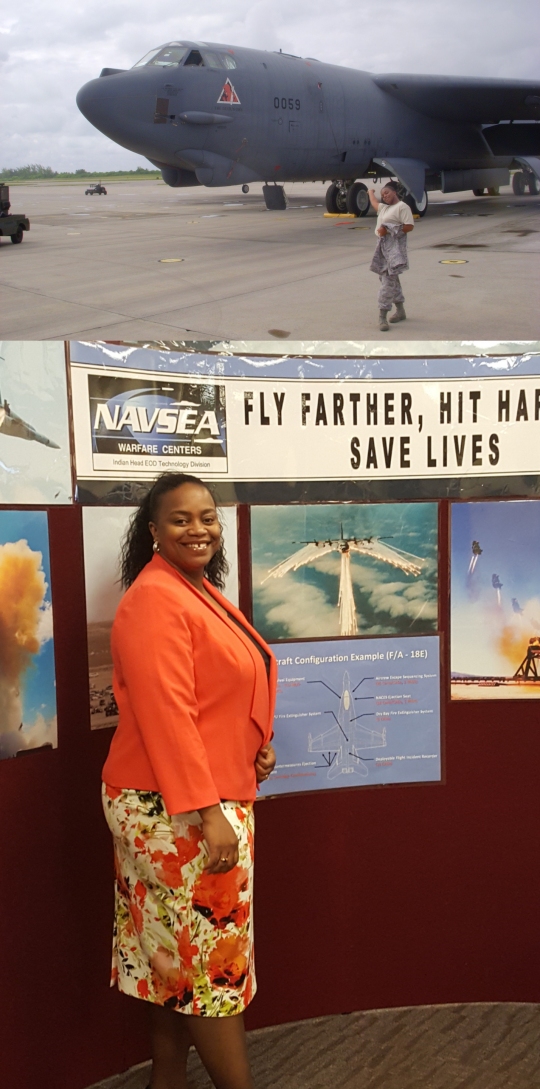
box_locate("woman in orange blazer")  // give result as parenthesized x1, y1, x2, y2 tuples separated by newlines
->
(101, 472, 276, 1089)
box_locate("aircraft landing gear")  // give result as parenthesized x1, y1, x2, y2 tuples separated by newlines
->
(400, 187, 429, 217)
(513, 170, 540, 195)
(242, 184, 250, 194)
(325, 181, 349, 214)
(346, 182, 370, 216)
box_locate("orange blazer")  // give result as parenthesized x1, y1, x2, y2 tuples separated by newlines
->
(102, 554, 277, 815)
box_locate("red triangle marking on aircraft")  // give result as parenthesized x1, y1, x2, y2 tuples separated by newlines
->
(218, 79, 241, 105)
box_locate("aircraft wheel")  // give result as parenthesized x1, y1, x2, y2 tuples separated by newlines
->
(11, 226, 24, 244)
(102, 188, 107, 195)
(487, 186, 500, 196)
(527, 174, 539, 195)
(242, 184, 250, 194)
(403, 189, 428, 217)
(473, 188, 486, 196)
(346, 182, 370, 216)
(512, 172, 526, 195)
(326, 182, 348, 214)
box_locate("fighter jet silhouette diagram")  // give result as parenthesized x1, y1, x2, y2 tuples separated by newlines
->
(262, 526, 425, 636)
(307, 671, 386, 779)
(0, 397, 59, 448)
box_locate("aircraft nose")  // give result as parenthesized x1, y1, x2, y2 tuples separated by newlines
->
(77, 76, 124, 137)
(77, 72, 152, 148)
(77, 78, 106, 128)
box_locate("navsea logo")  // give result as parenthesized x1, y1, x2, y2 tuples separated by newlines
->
(89, 376, 227, 461)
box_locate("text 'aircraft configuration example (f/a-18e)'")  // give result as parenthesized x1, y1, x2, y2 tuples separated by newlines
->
(76, 40, 540, 215)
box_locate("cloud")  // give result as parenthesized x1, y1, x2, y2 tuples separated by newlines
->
(253, 550, 438, 638)
(37, 600, 54, 644)
(0, 537, 49, 735)
(0, 713, 57, 759)
(2, 0, 539, 169)
(253, 563, 339, 637)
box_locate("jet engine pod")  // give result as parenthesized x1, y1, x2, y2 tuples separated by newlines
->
(179, 149, 263, 187)
(440, 168, 510, 193)
(157, 164, 201, 188)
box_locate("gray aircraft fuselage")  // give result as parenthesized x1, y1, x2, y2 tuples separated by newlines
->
(76, 41, 540, 202)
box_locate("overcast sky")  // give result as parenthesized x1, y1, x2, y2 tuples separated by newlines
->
(2, 0, 539, 171)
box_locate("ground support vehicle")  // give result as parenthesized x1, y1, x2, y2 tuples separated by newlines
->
(0, 186, 30, 244)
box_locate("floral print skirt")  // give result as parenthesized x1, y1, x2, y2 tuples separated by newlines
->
(102, 783, 256, 1017)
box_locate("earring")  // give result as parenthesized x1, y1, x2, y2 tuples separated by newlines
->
(153, 540, 160, 553)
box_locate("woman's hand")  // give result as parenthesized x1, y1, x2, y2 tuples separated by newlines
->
(198, 804, 239, 873)
(255, 743, 276, 783)
(376, 225, 388, 236)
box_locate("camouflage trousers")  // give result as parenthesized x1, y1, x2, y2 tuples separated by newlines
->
(378, 271, 405, 310)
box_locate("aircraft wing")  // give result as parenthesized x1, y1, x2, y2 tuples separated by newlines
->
(373, 75, 540, 124)
(349, 539, 423, 575)
(350, 722, 386, 749)
(308, 722, 343, 751)
(261, 540, 336, 583)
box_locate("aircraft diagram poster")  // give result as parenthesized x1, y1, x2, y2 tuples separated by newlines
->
(83, 505, 239, 728)
(0, 341, 72, 504)
(258, 635, 441, 797)
(251, 503, 438, 642)
(0, 510, 57, 759)
(451, 500, 540, 699)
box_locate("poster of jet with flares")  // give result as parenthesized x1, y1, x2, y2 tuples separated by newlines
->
(451, 501, 540, 699)
(0, 510, 57, 758)
(0, 341, 72, 504)
(251, 503, 438, 642)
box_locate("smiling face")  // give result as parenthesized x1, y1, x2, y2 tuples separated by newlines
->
(149, 482, 222, 587)
(381, 186, 399, 205)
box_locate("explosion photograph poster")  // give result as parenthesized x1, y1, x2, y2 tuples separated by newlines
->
(0, 342, 72, 504)
(0, 510, 57, 759)
(251, 503, 438, 642)
(451, 500, 540, 699)
(83, 505, 240, 728)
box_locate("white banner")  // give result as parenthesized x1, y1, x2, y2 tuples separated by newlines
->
(71, 362, 540, 483)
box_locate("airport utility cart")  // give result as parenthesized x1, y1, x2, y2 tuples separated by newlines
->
(0, 186, 30, 244)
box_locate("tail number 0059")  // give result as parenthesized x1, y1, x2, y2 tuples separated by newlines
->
(274, 97, 301, 110)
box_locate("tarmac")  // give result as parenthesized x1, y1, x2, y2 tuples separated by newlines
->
(1, 180, 539, 342)
(86, 1003, 540, 1089)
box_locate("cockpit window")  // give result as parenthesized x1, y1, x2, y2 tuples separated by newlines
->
(132, 43, 238, 70)
(132, 44, 188, 68)
(200, 50, 237, 70)
(184, 49, 204, 66)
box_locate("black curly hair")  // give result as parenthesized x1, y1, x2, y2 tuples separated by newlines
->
(381, 179, 400, 192)
(120, 472, 229, 590)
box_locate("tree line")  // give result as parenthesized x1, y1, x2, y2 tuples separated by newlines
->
(0, 164, 160, 181)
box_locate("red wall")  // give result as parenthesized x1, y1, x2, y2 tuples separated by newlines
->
(2, 502, 539, 1089)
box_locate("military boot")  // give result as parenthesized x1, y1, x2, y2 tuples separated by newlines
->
(379, 309, 390, 331)
(389, 302, 406, 323)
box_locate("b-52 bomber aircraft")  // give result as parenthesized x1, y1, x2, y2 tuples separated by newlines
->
(77, 40, 540, 214)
